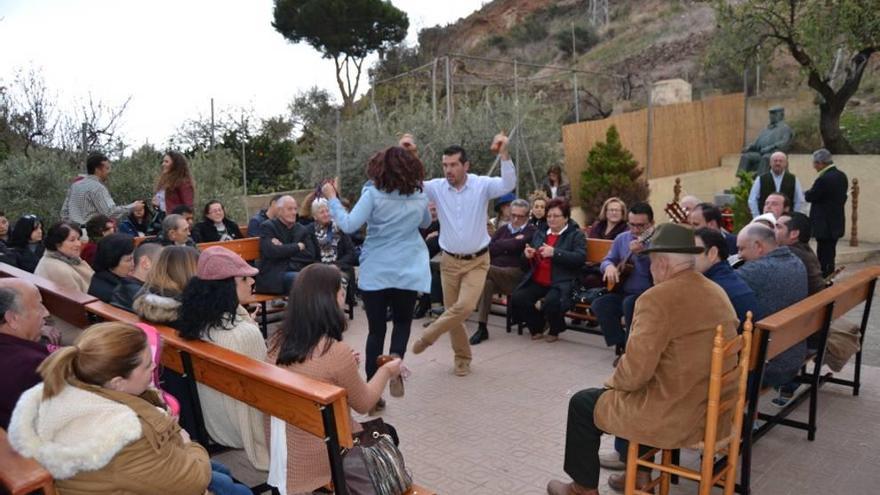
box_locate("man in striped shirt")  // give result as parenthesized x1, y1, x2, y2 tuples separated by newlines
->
(60, 153, 143, 228)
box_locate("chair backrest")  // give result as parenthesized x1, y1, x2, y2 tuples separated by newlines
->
(0, 263, 96, 327)
(704, 315, 752, 451)
(586, 238, 613, 264)
(698, 313, 753, 492)
(196, 237, 261, 262)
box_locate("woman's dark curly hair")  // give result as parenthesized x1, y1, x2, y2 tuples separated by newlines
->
(177, 277, 239, 341)
(365, 146, 424, 195)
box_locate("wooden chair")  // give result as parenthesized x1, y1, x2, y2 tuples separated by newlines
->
(0, 428, 56, 495)
(625, 314, 753, 495)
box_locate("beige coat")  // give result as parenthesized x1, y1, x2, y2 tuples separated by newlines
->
(595, 270, 738, 449)
(8, 381, 211, 494)
(197, 306, 269, 471)
(34, 253, 94, 293)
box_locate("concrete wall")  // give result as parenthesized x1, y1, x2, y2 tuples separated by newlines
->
(646, 154, 880, 243)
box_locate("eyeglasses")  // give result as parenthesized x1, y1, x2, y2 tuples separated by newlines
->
(510, 213, 528, 219)
(546, 213, 565, 219)
(628, 222, 648, 228)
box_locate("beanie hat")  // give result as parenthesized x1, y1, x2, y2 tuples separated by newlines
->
(197, 246, 258, 280)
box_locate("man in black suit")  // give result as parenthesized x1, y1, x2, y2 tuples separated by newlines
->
(804, 148, 848, 277)
(255, 195, 317, 294)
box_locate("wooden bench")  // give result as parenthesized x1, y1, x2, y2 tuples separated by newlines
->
(132, 235, 155, 248)
(0, 428, 56, 495)
(85, 300, 431, 495)
(735, 266, 879, 495)
(0, 263, 97, 328)
(499, 238, 614, 335)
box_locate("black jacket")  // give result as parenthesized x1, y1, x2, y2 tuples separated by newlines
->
(255, 218, 318, 294)
(191, 218, 245, 243)
(88, 270, 125, 303)
(110, 276, 145, 312)
(518, 219, 587, 295)
(8, 244, 45, 273)
(805, 165, 848, 240)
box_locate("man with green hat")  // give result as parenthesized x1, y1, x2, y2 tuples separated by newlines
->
(547, 223, 739, 495)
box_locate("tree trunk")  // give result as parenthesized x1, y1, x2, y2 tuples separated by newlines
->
(818, 98, 856, 154)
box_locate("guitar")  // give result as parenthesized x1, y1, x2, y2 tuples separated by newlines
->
(664, 202, 688, 224)
(606, 227, 656, 292)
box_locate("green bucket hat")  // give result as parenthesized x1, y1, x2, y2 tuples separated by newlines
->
(641, 223, 704, 254)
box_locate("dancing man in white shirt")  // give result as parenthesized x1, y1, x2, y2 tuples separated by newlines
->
(412, 133, 516, 376)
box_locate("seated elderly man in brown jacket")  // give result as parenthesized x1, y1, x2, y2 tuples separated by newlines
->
(547, 223, 739, 495)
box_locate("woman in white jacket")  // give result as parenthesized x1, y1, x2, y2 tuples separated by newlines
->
(7, 322, 211, 494)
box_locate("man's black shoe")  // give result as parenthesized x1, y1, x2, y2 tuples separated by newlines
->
(413, 299, 429, 319)
(469, 324, 489, 345)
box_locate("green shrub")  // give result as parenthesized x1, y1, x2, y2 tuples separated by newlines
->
(579, 125, 649, 220)
(510, 22, 549, 45)
(730, 171, 754, 232)
(0, 146, 245, 226)
(841, 111, 880, 154)
(555, 26, 599, 56)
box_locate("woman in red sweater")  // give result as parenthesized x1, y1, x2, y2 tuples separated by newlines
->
(511, 198, 586, 342)
(154, 151, 195, 214)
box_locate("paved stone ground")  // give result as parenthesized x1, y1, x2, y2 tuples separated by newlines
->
(218, 259, 880, 494)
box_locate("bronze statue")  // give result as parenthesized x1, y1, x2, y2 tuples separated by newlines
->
(738, 106, 794, 176)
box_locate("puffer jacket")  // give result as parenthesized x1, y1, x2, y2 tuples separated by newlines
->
(8, 382, 211, 494)
(132, 290, 182, 325)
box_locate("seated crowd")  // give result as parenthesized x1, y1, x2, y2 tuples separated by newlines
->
(0, 143, 852, 495)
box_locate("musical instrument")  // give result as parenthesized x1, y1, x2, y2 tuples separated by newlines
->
(607, 227, 656, 292)
(824, 265, 845, 287)
(664, 202, 688, 224)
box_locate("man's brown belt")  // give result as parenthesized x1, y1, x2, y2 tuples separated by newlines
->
(443, 247, 488, 260)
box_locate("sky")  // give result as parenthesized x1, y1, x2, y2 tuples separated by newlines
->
(0, 0, 485, 149)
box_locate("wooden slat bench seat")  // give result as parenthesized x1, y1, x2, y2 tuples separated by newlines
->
(735, 266, 879, 495)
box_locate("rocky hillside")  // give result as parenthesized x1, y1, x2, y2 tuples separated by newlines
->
(369, 0, 879, 150)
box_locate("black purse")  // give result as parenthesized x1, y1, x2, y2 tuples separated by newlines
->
(342, 419, 412, 495)
(571, 286, 607, 306)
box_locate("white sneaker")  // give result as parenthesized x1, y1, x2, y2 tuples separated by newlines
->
(599, 451, 625, 471)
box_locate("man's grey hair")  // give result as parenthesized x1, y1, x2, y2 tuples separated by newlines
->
(742, 223, 777, 247)
(134, 242, 163, 266)
(276, 195, 297, 207)
(510, 199, 530, 210)
(162, 214, 185, 235)
(0, 286, 22, 323)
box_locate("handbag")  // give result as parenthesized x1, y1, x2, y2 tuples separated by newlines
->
(342, 418, 412, 495)
(570, 285, 607, 306)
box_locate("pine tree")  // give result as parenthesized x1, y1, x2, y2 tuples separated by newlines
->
(579, 125, 650, 221)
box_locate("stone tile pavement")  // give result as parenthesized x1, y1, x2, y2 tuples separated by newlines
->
(219, 260, 880, 494)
